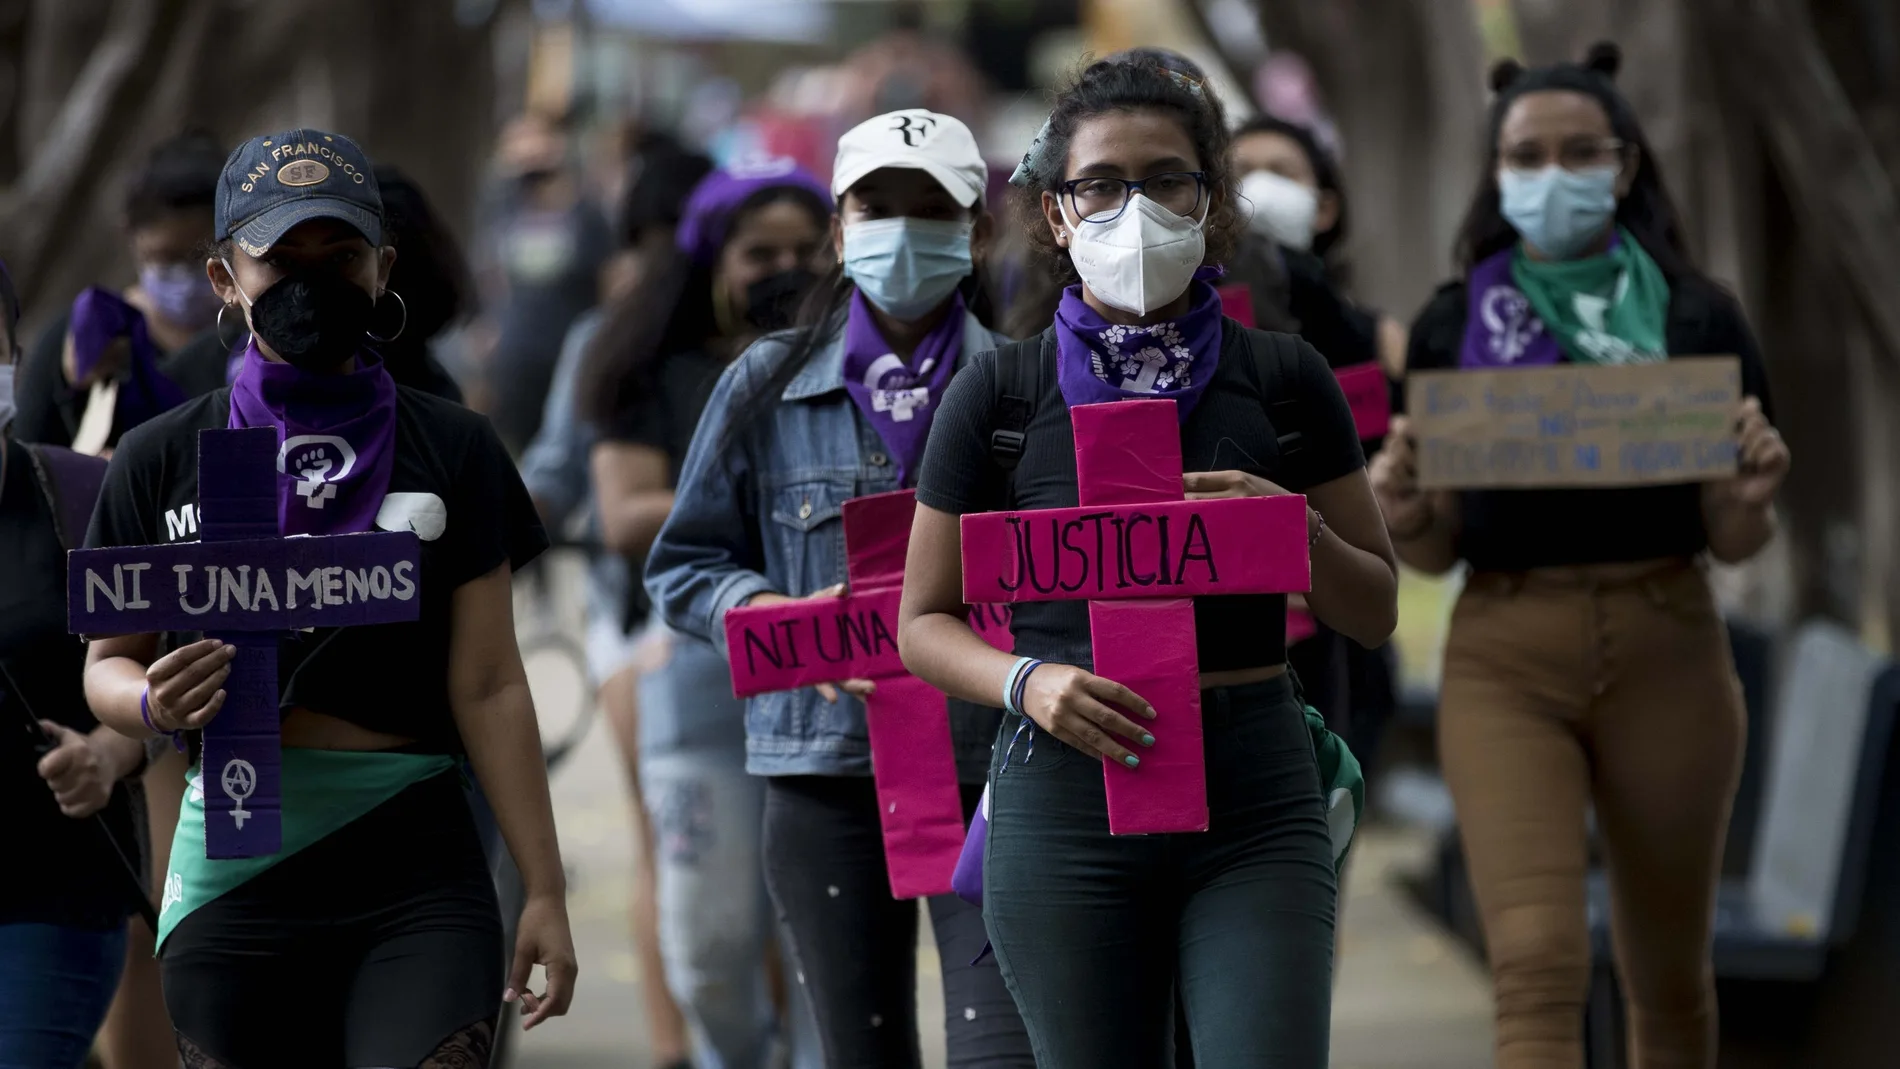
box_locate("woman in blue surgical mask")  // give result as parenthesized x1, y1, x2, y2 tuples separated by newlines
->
(644, 111, 1035, 1066)
(1371, 43, 1789, 1069)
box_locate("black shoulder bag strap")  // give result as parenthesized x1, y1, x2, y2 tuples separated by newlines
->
(987, 332, 1049, 509)
(1238, 325, 1309, 465)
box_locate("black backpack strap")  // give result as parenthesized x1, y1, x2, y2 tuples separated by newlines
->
(1236, 323, 1309, 462)
(21, 443, 107, 551)
(988, 331, 1048, 474)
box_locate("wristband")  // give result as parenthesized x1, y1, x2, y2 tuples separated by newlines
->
(1308, 507, 1327, 549)
(141, 687, 185, 753)
(1011, 660, 1044, 717)
(1001, 656, 1035, 715)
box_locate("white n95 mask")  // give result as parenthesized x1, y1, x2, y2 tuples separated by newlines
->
(1064, 194, 1207, 316)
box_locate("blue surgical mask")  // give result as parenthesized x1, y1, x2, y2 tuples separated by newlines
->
(841, 217, 973, 320)
(1498, 165, 1619, 260)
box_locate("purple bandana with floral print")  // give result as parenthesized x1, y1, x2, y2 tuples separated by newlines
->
(1053, 279, 1224, 422)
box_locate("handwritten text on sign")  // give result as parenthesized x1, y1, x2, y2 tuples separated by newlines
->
(68, 532, 422, 635)
(725, 593, 1011, 698)
(959, 496, 1312, 604)
(1406, 356, 1743, 490)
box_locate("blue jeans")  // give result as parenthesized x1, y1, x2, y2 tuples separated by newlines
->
(984, 676, 1336, 1069)
(640, 631, 819, 1069)
(0, 922, 128, 1069)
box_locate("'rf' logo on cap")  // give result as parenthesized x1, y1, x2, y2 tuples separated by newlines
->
(278, 159, 330, 187)
(890, 114, 938, 148)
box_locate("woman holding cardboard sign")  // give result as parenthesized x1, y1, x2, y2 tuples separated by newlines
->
(645, 112, 1034, 1066)
(898, 57, 1398, 1067)
(80, 129, 574, 1068)
(1370, 45, 1789, 1069)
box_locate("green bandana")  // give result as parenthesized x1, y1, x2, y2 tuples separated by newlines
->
(1305, 705, 1364, 875)
(1510, 227, 1669, 365)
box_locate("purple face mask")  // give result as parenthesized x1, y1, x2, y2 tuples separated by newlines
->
(139, 262, 223, 330)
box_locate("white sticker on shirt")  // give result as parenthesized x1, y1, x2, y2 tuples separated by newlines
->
(375, 492, 448, 541)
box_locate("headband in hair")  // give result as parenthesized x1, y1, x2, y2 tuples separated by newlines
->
(1007, 64, 1208, 189)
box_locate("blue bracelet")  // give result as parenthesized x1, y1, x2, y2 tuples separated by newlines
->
(1001, 656, 1034, 715)
(1010, 659, 1044, 717)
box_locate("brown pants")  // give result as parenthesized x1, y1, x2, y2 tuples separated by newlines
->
(1439, 559, 1745, 1069)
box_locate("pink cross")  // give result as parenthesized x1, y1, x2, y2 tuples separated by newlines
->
(723, 490, 1010, 898)
(958, 400, 1311, 834)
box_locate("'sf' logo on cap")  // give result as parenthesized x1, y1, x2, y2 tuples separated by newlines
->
(278, 159, 330, 187)
(891, 113, 938, 148)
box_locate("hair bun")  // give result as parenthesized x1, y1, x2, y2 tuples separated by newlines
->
(1489, 59, 1525, 94)
(1583, 41, 1622, 79)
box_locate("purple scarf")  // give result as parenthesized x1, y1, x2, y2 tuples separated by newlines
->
(69, 287, 188, 433)
(841, 289, 964, 485)
(226, 341, 398, 536)
(1459, 247, 1561, 368)
(1053, 279, 1224, 422)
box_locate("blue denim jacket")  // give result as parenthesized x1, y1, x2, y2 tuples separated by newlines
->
(647, 309, 1009, 780)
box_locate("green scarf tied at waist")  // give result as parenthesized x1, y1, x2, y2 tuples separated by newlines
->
(1511, 227, 1670, 365)
(1305, 705, 1364, 874)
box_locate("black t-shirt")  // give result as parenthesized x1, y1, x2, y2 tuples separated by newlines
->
(1283, 248, 1379, 370)
(16, 311, 230, 449)
(0, 439, 141, 928)
(916, 322, 1365, 673)
(1401, 273, 1775, 572)
(84, 388, 548, 751)
(602, 349, 727, 483)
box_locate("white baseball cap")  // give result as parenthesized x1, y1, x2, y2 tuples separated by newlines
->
(831, 109, 987, 208)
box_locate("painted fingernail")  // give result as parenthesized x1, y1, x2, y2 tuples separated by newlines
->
(1123, 754, 1140, 768)
(1140, 733, 1155, 747)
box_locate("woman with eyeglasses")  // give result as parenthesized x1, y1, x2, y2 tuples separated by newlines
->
(898, 58, 1397, 1067)
(1369, 45, 1788, 1068)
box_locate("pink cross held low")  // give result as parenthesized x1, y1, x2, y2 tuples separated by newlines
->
(958, 399, 1312, 835)
(722, 489, 1011, 899)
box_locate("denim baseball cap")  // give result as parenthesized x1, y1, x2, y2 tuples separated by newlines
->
(215, 129, 383, 256)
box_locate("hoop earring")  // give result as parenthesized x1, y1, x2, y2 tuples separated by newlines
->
(366, 290, 407, 344)
(214, 303, 247, 350)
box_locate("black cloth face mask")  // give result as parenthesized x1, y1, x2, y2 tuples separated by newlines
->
(239, 269, 375, 372)
(743, 268, 818, 332)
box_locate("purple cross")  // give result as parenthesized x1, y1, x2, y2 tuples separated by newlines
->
(68, 427, 422, 858)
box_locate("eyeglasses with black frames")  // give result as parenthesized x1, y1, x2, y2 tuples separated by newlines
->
(1060, 171, 1209, 224)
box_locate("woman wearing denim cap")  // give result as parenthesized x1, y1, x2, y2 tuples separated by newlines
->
(1371, 44, 1789, 1067)
(81, 128, 574, 1067)
(646, 110, 1034, 1067)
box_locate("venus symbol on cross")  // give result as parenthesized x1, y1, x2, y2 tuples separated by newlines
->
(722, 489, 1012, 899)
(958, 399, 1312, 835)
(68, 426, 422, 859)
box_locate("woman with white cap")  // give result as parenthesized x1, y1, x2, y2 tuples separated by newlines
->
(647, 110, 1035, 1067)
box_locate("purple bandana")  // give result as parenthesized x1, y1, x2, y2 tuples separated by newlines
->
(841, 289, 964, 485)
(675, 156, 830, 268)
(226, 340, 398, 536)
(1053, 278, 1224, 422)
(69, 287, 188, 433)
(1459, 247, 1560, 368)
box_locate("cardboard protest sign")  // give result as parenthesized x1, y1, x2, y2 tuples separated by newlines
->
(67, 427, 422, 858)
(1407, 356, 1742, 490)
(960, 399, 1312, 835)
(721, 489, 1011, 899)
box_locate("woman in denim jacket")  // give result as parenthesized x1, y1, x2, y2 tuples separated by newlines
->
(646, 110, 1036, 1068)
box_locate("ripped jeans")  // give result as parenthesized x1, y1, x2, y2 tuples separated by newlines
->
(639, 632, 818, 1069)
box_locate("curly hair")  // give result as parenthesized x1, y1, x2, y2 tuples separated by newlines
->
(1009, 55, 1242, 286)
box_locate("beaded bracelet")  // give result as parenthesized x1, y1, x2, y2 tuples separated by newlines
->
(141, 688, 185, 753)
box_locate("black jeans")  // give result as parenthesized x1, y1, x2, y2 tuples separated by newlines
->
(163, 771, 502, 1068)
(762, 775, 1034, 1069)
(985, 676, 1336, 1069)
